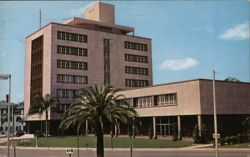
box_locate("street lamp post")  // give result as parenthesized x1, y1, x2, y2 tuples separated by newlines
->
(212, 71, 219, 157)
(0, 74, 11, 157)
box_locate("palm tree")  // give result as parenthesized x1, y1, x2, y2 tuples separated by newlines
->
(59, 85, 137, 157)
(28, 94, 56, 139)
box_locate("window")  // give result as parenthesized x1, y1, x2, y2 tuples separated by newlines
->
(57, 60, 87, 70)
(104, 77, 110, 85)
(57, 31, 87, 43)
(156, 93, 177, 106)
(104, 64, 110, 72)
(104, 39, 111, 46)
(125, 79, 149, 87)
(104, 50, 110, 59)
(134, 96, 152, 108)
(124, 41, 148, 51)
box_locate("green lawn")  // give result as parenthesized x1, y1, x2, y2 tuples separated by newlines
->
(220, 142, 250, 148)
(15, 136, 192, 148)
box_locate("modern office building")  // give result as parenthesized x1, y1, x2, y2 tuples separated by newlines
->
(24, 2, 250, 137)
(118, 79, 250, 138)
(24, 2, 152, 124)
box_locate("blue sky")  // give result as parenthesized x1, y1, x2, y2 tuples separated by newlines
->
(0, 0, 249, 103)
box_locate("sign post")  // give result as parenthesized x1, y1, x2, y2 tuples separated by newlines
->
(65, 148, 73, 157)
(12, 141, 16, 157)
(213, 133, 220, 139)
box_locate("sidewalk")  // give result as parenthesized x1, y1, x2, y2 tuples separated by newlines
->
(0, 134, 35, 144)
(0, 145, 249, 152)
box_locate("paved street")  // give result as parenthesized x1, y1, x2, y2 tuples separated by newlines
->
(0, 147, 249, 157)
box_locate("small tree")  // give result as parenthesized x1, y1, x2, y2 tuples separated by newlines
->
(28, 94, 57, 139)
(224, 77, 240, 82)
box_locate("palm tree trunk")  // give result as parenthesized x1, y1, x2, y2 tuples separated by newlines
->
(45, 111, 48, 139)
(96, 122, 104, 157)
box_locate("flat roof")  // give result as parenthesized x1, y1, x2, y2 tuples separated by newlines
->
(120, 78, 250, 92)
(26, 22, 151, 41)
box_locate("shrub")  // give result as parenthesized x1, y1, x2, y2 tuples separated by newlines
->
(219, 138, 225, 145)
(35, 130, 44, 137)
(231, 136, 239, 144)
(172, 122, 178, 141)
(193, 125, 200, 143)
(237, 133, 248, 143)
(200, 124, 209, 144)
(224, 136, 231, 145)
(247, 132, 250, 142)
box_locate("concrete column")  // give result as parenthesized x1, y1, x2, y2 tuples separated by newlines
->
(177, 116, 181, 140)
(197, 115, 202, 136)
(85, 120, 88, 136)
(153, 116, 156, 139)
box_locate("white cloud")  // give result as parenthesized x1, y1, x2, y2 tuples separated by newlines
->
(160, 57, 199, 71)
(68, 2, 95, 17)
(218, 21, 249, 40)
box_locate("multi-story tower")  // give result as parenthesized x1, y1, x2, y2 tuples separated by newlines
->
(24, 2, 152, 128)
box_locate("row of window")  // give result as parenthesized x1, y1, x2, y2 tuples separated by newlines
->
(125, 54, 148, 63)
(57, 60, 88, 70)
(125, 66, 148, 75)
(57, 31, 87, 43)
(57, 89, 77, 98)
(122, 93, 177, 108)
(124, 41, 148, 51)
(57, 45, 87, 56)
(57, 74, 88, 84)
(125, 79, 149, 87)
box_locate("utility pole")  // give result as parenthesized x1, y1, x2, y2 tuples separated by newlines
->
(0, 74, 11, 157)
(212, 70, 219, 157)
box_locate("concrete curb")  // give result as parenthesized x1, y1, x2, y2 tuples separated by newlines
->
(0, 146, 249, 152)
